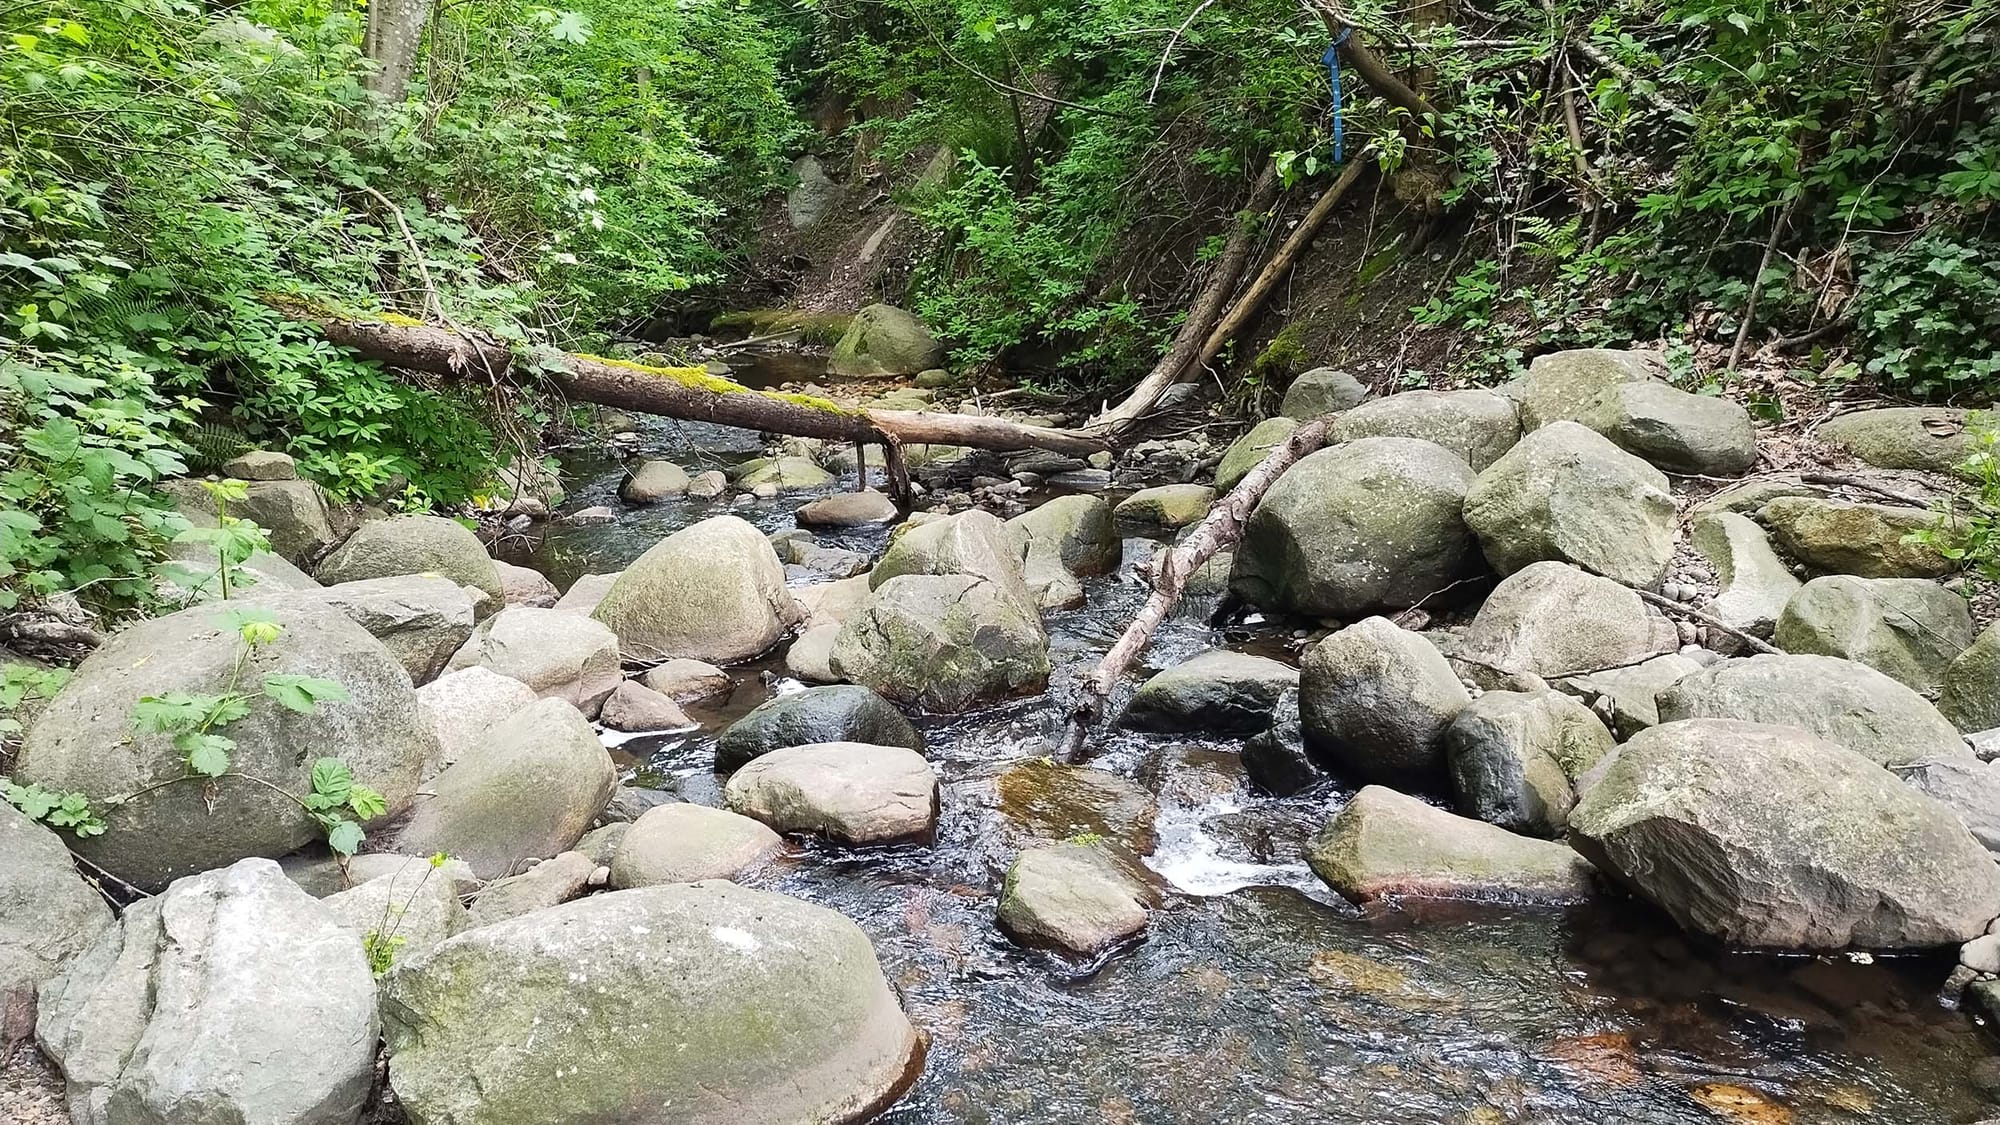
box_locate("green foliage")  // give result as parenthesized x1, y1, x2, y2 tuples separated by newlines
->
(362, 929, 407, 976)
(1, 778, 106, 836)
(301, 757, 385, 856)
(0, 662, 69, 741)
(1910, 414, 2000, 582)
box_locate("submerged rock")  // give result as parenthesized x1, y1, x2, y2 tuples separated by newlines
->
(1569, 719, 2000, 949)
(994, 759, 1159, 855)
(37, 858, 377, 1125)
(725, 742, 939, 844)
(592, 515, 795, 662)
(1656, 653, 1966, 768)
(997, 842, 1159, 956)
(609, 804, 783, 887)
(1308, 785, 1596, 904)
(1122, 649, 1297, 735)
(830, 574, 1049, 712)
(714, 684, 923, 771)
(1772, 574, 1974, 692)
(1300, 616, 1469, 784)
(316, 513, 503, 602)
(1230, 436, 1482, 619)
(1463, 421, 1677, 589)
(380, 883, 925, 1125)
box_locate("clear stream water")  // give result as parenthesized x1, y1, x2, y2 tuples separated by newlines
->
(502, 407, 1996, 1125)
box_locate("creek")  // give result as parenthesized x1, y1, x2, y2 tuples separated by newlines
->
(499, 399, 1992, 1125)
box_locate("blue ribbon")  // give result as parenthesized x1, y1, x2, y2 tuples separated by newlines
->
(1322, 27, 1352, 165)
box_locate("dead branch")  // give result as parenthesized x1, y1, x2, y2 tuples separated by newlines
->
(1632, 589, 1780, 655)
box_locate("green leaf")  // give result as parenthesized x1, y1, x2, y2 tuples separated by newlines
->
(310, 757, 353, 803)
(264, 675, 349, 714)
(179, 731, 234, 777)
(325, 819, 365, 856)
(347, 784, 387, 822)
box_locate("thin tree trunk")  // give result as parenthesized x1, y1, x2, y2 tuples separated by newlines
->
(1087, 161, 1281, 434)
(363, 0, 431, 101)
(1058, 415, 1336, 760)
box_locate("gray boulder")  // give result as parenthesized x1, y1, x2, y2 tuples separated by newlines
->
(1445, 690, 1614, 836)
(551, 571, 618, 616)
(321, 857, 466, 963)
(618, 459, 689, 503)
(997, 843, 1158, 956)
(1280, 367, 1369, 419)
(1332, 389, 1522, 470)
(1008, 494, 1120, 576)
(1113, 484, 1216, 538)
(784, 624, 842, 682)
(1299, 617, 1470, 784)
(165, 475, 340, 566)
(591, 515, 795, 662)
(1817, 407, 1977, 475)
(871, 508, 1027, 592)
(380, 883, 925, 1125)
(1893, 755, 2000, 854)
(1122, 650, 1297, 734)
(316, 513, 502, 602)
(1943, 622, 2000, 732)
(1463, 421, 1677, 588)
(1458, 562, 1677, 680)
(16, 599, 432, 891)
(734, 455, 834, 491)
(462, 851, 596, 928)
(390, 697, 615, 879)
(1308, 785, 1596, 904)
(494, 561, 559, 608)
(609, 804, 783, 887)
(1657, 653, 1966, 768)
(830, 574, 1049, 713)
(715, 684, 922, 772)
(1556, 652, 1703, 737)
(1241, 688, 1324, 796)
(36, 858, 377, 1125)
(724, 742, 939, 844)
(221, 449, 297, 481)
(1230, 436, 1482, 619)
(306, 574, 475, 684)
(1773, 575, 1974, 692)
(597, 680, 693, 732)
(414, 666, 538, 774)
(1691, 511, 1800, 646)
(641, 657, 734, 703)
(1215, 417, 1300, 491)
(1578, 381, 1758, 475)
(1569, 719, 2000, 948)
(795, 490, 899, 528)
(829, 303, 946, 378)
(447, 605, 621, 713)
(0, 803, 112, 1008)
(1512, 348, 1661, 430)
(1758, 496, 1952, 579)
(793, 575, 872, 631)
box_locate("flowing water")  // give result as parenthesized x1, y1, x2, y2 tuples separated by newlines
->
(510, 405, 1997, 1125)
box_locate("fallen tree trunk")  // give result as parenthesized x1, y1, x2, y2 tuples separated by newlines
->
(1058, 415, 1336, 760)
(273, 304, 1109, 468)
(1086, 161, 1281, 434)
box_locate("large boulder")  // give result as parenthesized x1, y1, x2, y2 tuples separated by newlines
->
(1576, 382, 1758, 475)
(1511, 348, 1662, 430)
(1299, 617, 1469, 784)
(0, 803, 113, 1007)
(36, 858, 378, 1125)
(1656, 653, 1967, 768)
(494, 561, 559, 608)
(829, 303, 946, 378)
(414, 666, 538, 774)
(1817, 407, 1977, 475)
(609, 804, 784, 887)
(1943, 622, 2000, 733)
(1569, 719, 2000, 948)
(166, 476, 341, 566)
(1122, 650, 1297, 735)
(618, 459, 688, 504)
(714, 684, 923, 771)
(16, 600, 432, 891)
(591, 515, 795, 662)
(996, 842, 1158, 956)
(598, 680, 693, 732)
(734, 455, 835, 491)
(1691, 511, 1800, 646)
(1758, 496, 1953, 578)
(1895, 755, 2000, 854)
(1331, 389, 1521, 470)
(462, 852, 595, 928)
(446, 605, 622, 713)
(306, 574, 475, 685)
(389, 697, 615, 879)
(316, 513, 503, 602)
(1007, 495, 1120, 576)
(1242, 688, 1324, 796)
(221, 449, 297, 481)
(1772, 575, 1974, 692)
(830, 574, 1049, 712)
(795, 490, 899, 528)
(1307, 785, 1596, 904)
(1458, 562, 1677, 680)
(551, 571, 618, 616)
(1280, 367, 1369, 419)
(870, 508, 1027, 592)
(1230, 436, 1482, 619)
(1215, 417, 1300, 491)
(380, 883, 925, 1125)
(724, 742, 940, 844)
(1444, 690, 1614, 836)
(1463, 421, 1677, 588)
(1112, 484, 1215, 538)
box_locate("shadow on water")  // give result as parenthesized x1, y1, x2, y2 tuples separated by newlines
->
(537, 368, 1995, 1125)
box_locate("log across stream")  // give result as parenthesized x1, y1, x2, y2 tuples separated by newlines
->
(500, 410, 1995, 1125)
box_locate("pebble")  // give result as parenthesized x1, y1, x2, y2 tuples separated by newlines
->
(588, 865, 611, 887)
(1962, 933, 2000, 974)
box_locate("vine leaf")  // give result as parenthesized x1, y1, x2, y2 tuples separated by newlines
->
(264, 675, 349, 714)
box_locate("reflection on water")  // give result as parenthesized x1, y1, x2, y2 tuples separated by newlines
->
(540, 401, 1995, 1125)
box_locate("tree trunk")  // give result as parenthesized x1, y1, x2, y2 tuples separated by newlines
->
(1086, 161, 1281, 434)
(1058, 415, 1336, 760)
(270, 304, 1108, 465)
(363, 0, 431, 102)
